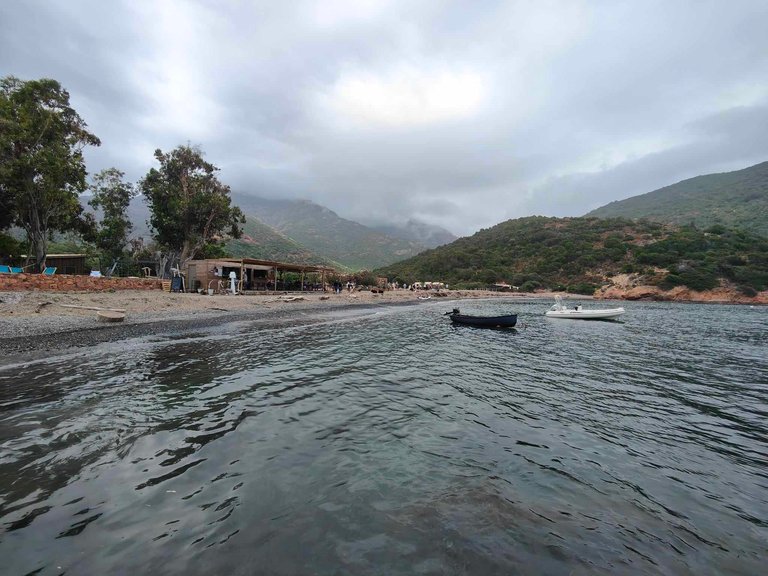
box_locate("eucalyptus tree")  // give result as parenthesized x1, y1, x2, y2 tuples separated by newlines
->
(88, 168, 136, 268)
(0, 76, 100, 271)
(140, 145, 244, 273)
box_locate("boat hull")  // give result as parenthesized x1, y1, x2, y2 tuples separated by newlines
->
(545, 308, 625, 320)
(449, 313, 518, 328)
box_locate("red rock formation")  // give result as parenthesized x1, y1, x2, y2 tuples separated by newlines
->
(595, 281, 768, 304)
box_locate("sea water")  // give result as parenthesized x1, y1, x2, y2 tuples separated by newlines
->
(0, 300, 766, 575)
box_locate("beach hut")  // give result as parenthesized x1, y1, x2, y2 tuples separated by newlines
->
(184, 258, 334, 294)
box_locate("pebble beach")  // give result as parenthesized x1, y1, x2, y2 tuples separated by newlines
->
(0, 289, 563, 362)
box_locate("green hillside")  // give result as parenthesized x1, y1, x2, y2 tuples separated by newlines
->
(114, 194, 423, 270)
(232, 194, 427, 270)
(375, 216, 768, 295)
(586, 161, 768, 236)
(226, 216, 343, 268)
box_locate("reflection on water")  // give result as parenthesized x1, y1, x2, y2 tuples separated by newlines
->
(1, 301, 767, 575)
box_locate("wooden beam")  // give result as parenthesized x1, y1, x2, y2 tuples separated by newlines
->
(61, 304, 127, 312)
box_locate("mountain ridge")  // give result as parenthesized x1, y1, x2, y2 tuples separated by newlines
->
(116, 194, 429, 270)
(230, 193, 428, 270)
(586, 160, 768, 236)
(375, 215, 768, 297)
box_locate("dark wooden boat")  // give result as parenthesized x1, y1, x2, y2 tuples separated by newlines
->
(446, 308, 518, 328)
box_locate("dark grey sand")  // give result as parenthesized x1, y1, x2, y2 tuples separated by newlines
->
(0, 301, 421, 366)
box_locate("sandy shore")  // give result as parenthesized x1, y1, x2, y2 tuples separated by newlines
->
(0, 289, 563, 362)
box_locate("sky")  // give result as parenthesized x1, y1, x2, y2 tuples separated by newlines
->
(2, 0, 768, 236)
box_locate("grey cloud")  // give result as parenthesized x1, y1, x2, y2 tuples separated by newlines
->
(2, 0, 768, 236)
(529, 104, 768, 217)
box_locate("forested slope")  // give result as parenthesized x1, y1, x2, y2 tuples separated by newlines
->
(375, 216, 768, 295)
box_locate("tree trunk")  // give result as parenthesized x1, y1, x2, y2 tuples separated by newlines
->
(33, 230, 47, 273)
(20, 176, 48, 273)
(178, 239, 204, 272)
(26, 204, 47, 273)
(179, 240, 192, 268)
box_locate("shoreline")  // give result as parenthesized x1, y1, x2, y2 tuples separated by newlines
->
(0, 289, 561, 364)
(2, 287, 763, 365)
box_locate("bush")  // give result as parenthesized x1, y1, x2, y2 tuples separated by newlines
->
(663, 266, 719, 292)
(660, 273, 683, 290)
(739, 285, 758, 297)
(621, 263, 638, 274)
(567, 283, 598, 295)
(354, 271, 378, 287)
(732, 267, 768, 291)
(519, 280, 540, 292)
(0, 233, 21, 257)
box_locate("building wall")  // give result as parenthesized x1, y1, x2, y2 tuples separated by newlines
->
(0, 273, 162, 292)
(7, 256, 88, 275)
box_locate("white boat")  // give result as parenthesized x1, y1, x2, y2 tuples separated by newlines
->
(545, 295, 625, 320)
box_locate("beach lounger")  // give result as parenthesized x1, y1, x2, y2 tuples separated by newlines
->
(10, 267, 23, 273)
(0, 265, 10, 273)
(43, 267, 57, 275)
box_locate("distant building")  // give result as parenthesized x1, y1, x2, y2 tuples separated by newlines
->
(184, 257, 334, 293)
(10, 254, 88, 275)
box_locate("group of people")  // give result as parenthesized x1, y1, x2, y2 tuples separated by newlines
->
(331, 281, 357, 294)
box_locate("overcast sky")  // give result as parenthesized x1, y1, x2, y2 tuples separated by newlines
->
(2, 0, 768, 236)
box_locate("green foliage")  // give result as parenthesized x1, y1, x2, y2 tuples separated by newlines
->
(567, 283, 599, 295)
(353, 270, 378, 287)
(377, 216, 649, 288)
(197, 242, 229, 259)
(639, 226, 768, 292)
(739, 286, 758, 297)
(587, 160, 768, 236)
(140, 145, 245, 266)
(0, 232, 21, 256)
(89, 168, 136, 264)
(375, 216, 768, 294)
(226, 214, 342, 268)
(0, 76, 100, 271)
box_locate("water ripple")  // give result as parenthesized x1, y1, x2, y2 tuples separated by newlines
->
(0, 301, 766, 574)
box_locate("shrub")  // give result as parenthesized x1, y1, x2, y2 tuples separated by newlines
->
(567, 283, 598, 295)
(677, 267, 719, 292)
(660, 274, 683, 290)
(738, 285, 758, 297)
(0, 233, 21, 256)
(621, 263, 637, 274)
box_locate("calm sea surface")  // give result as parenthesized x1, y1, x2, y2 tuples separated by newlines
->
(1, 300, 766, 575)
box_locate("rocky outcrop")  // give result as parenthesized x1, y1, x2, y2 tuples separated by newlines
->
(595, 276, 768, 304)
